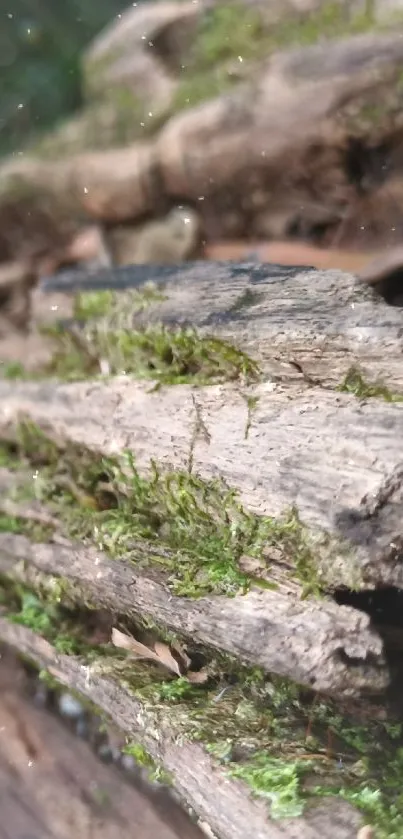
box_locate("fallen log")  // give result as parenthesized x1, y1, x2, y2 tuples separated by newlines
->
(0, 523, 387, 697)
(1, 376, 403, 592)
(0, 648, 195, 839)
(34, 260, 403, 387)
(0, 619, 376, 839)
(1, 260, 402, 837)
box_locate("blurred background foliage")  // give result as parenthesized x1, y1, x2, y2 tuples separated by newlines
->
(0, 0, 128, 156)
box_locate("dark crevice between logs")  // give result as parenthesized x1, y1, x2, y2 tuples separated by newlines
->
(367, 267, 403, 306)
(334, 585, 403, 712)
(343, 137, 391, 196)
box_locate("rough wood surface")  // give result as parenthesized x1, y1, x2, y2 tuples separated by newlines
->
(0, 650, 201, 839)
(0, 525, 387, 697)
(36, 260, 403, 387)
(1, 260, 402, 837)
(0, 618, 364, 839)
(1, 377, 403, 590)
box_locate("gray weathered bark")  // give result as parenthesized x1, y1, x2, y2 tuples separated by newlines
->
(1, 261, 401, 838)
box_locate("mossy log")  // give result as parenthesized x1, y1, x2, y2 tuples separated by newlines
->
(1, 260, 403, 838)
(36, 259, 403, 386)
(0, 521, 387, 697)
(1, 374, 403, 593)
(0, 619, 366, 839)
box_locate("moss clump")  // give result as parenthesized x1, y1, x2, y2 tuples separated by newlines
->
(122, 741, 173, 785)
(0, 564, 401, 834)
(42, 321, 260, 385)
(338, 367, 403, 402)
(0, 575, 116, 659)
(172, 1, 377, 113)
(122, 660, 403, 835)
(0, 361, 26, 380)
(2, 421, 322, 598)
(2, 287, 260, 386)
(0, 512, 54, 543)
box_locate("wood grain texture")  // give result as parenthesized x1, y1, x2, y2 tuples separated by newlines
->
(36, 261, 403, 387)
(0, 618, 364, 839)
(1, 377, 403, 589)
(0, 527, 387, 697)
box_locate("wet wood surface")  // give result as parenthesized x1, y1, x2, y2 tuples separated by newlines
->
(0, 651, 203, 839)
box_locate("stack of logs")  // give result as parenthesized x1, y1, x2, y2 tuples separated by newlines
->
(0, 258, 403, 839)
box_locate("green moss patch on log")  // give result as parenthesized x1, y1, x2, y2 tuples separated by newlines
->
(171, 0, 381, 114)
(0, 512, 54, 543)
(0, 574, 115, 659)
(0, 421, 323, 598)
(338, 366, 403, 402)
(0, 572, 401, 836)
(0, 288, 260, 386)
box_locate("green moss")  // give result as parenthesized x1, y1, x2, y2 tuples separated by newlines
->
(1, 563, 401, 835)
(1, 422, 322, 598)
(73, 290, 117, 320)
(0, 512, 53, 543)
(229, 753, 313, 819)
(0, 361, 26, 380)
(0, 573, 118, 661)
(122, 741, 173, 785)
(338, 367, 403, 402)
(3, 287, 260, 386)
(120, 661, 403, 835)
(42, 322, 259, 385)
(171, 1, 378, 114)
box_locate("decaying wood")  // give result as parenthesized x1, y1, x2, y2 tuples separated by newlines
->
(0, 618, 365, 839)
(1, 376, 403, 591)
(35, 260, 403, 388)
(0, 524, 388, 697)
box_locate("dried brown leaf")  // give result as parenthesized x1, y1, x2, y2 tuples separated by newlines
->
(170, 640, 191, 670)
(153, 641, 182, 676)
(112, 629, 185, 676)
(186, 668, 210, 684)
(357, 828, 374, 839)
(111, 628, 160, 662)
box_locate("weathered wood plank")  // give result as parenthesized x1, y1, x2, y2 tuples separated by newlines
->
(0, 618, 365, 839)
(0, 527, 387, 697)
(0, 378, 403, 590)
(35, 261, 403, 388)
